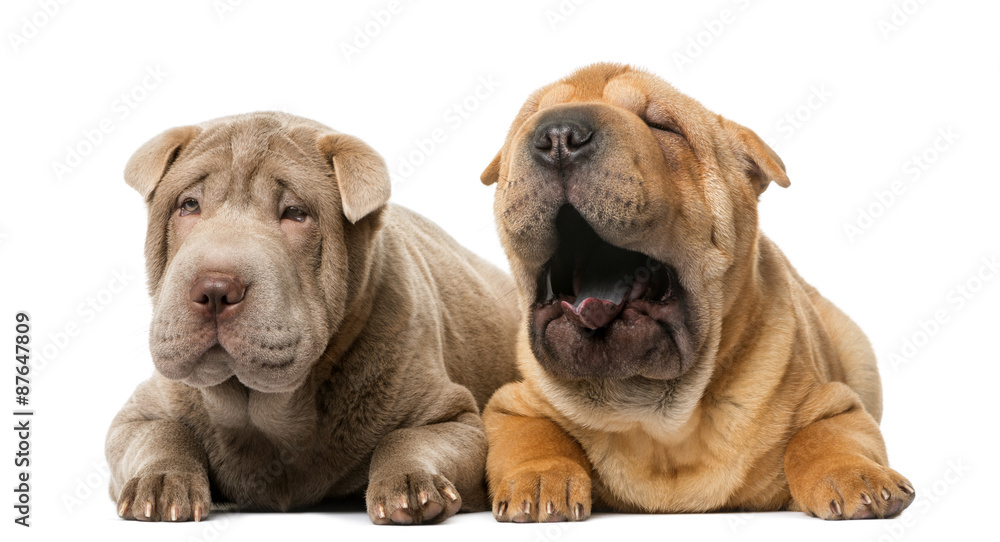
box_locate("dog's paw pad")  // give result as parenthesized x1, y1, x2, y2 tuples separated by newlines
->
(367, 471, 461, 525)
(116, 472, 211, 522)
(492, 458, 591, 523)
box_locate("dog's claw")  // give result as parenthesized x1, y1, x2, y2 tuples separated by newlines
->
(792, 459, 914, 520)
(116, 471, 210, 522)
(491, 457, 591, 523)
(367, 471, 462, 525)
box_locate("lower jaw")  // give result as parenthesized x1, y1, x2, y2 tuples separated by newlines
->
(531, 303, 691, 381)
(184, 363, 235, 388)
(230, 362, 311, 394)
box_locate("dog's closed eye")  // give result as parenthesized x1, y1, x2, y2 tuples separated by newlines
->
(645, 120, 683, 137)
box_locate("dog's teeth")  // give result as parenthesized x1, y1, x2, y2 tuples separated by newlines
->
(545, 268, 554, 302)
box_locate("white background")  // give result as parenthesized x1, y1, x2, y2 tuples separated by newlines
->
(2, 1, 997, 541)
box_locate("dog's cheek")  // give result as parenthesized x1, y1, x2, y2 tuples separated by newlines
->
(279, 217, 318, 247)
(148, 254, 214, 378)
(172, 213, 200, 245)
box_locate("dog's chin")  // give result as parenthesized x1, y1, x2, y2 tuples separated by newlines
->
(180, 346, 236, 387)
(163, 345, 309, 394)
(531, 301, 694, 381)
(527, 206, 696, 381)
(230, 368, 308, 394)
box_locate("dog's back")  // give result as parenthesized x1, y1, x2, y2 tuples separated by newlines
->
(379, 205, 520, 408)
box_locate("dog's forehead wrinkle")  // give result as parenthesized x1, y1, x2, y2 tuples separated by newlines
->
(602, 77, 648, 114)
(269, 130, 318, 165)
(262, 154, 327, 201)
(223, 118, 292, 190)
(538, 83, 576, 109)
(560, 62, 632, 94)
(231, 153, 266, 196)
(184, 125, 230, 159)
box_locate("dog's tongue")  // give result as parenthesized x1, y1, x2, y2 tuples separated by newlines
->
(560, 246, 632, 330)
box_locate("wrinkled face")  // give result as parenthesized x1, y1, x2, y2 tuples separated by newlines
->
(129, 113, 389, 393)
(484, 64, 787, 386)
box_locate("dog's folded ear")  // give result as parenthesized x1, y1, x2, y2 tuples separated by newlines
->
(124, 126, 202, 200)
(481, 151, 502, 186)
(318, 133, 391, 224)
(725, 120, 790, 195)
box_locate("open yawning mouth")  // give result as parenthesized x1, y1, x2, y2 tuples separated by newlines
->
(537, 206, 679, 328)
(530, 206, 694, 380)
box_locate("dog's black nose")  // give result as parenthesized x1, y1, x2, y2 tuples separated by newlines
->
(532, 118, 595, 167)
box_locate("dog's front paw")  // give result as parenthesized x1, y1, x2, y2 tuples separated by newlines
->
(116, 471, 211, 522)
(794, 457, 915, 520)
(366, 471, 462, 525)
(492, 457, 591, 523)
